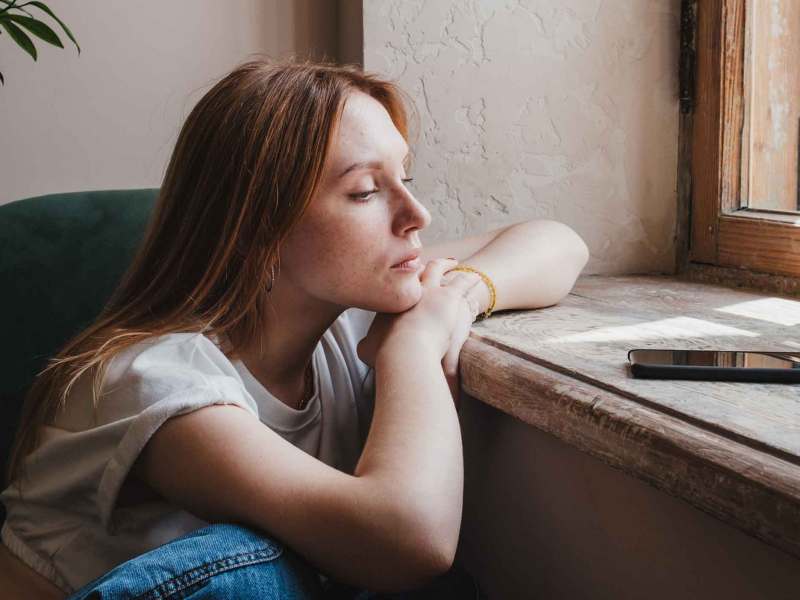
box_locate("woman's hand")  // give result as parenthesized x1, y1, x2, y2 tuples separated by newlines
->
(439, 269, 483, 409)
(357, 259, 484, 407)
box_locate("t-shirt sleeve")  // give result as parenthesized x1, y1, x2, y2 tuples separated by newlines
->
(82, 333, 259, 532)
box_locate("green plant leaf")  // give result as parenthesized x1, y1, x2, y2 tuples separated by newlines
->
(5, 14, 61, 48)
(27, 1, 79, 54)
(0, 16, 37, 61)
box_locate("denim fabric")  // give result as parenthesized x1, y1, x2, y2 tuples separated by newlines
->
(65, 522, 486, 599)
(65, 523, 324, 599)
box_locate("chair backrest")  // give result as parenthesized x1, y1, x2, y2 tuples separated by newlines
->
(0, 188, 158, 523)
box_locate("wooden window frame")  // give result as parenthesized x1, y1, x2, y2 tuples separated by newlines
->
(688, 0, 800, 279)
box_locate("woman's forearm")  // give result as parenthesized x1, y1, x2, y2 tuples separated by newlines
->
(353, 332, 463, 572)
(453, 220, 590, 315)
(347, 220, 588, 573)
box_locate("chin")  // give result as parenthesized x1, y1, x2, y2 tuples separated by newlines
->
(370, 280, 423, 314)
(394, 284, 424, 312)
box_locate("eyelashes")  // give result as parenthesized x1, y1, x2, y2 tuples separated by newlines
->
(350, 178, 414, 202)
(350, 189, 378, 202)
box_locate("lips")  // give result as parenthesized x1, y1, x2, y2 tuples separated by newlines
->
(391, 249, 421, 268)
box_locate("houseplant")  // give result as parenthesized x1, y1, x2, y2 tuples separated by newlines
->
(0, 0, 79, 85)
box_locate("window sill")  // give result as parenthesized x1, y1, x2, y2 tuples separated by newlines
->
(460, 274, 800, 558)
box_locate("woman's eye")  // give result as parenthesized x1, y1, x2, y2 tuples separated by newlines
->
(350, 189, 378, 202)
(349, 178, 414, 203)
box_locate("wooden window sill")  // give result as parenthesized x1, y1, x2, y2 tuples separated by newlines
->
(460, 274, 800, 558)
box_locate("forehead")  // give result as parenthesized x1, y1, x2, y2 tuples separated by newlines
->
(328, 91, 408, 167)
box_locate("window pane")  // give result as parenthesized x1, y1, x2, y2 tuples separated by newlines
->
(743, 0, 800, 212)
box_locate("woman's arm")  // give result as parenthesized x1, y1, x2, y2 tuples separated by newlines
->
(354, 332, 463, 571)
(435, 219, 590, 314)
(0, 543, 65, 599)
(132, 334, 461, 593)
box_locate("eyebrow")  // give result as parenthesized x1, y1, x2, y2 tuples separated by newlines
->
(338, 150, 410, 179)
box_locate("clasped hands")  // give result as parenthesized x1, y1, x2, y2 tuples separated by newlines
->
(357, 259, 489, 409)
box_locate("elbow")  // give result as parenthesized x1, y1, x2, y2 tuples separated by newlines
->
(365, 529, 455, 594)
(351, 476, 459, 594)
(575, 234, 590, 270)
(411, 523, 458, 582)
(534, 222, 590, 307)
(556, 222, 590, 294)
(381, 502, 459, 593)
(553, 221, 590, 272)
(391, 534, 456, 594)
(531, 219, 590, 279)
(391, 552, 454, 594)
(404, 506, 460, 584)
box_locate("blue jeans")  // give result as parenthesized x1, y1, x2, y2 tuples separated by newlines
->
(65, 523, 485, 599)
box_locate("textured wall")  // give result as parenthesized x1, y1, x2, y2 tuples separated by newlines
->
(364, 0, 680, 275)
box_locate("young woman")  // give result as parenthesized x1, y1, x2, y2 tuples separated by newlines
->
(1, 58, 589, 598)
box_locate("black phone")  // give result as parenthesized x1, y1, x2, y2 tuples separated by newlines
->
(627, 349, 800, 383)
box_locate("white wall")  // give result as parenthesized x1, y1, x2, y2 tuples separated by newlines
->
(1, 0, 680, 275)
(364, 0, 680, 275)
(0, 0, 338, 206)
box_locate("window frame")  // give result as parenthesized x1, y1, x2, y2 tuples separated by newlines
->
(687, 0, 800, 279)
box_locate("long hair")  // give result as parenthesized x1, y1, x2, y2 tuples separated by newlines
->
(6, 57, 418, 486)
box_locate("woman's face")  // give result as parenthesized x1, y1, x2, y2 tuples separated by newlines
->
(279, 90, 432, 314)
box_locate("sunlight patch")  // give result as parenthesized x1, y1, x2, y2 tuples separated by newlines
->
(715, 297, 800, 327)
(547, 317, 759, 344)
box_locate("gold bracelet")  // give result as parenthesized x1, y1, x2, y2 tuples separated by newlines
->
(449, 265, 496, 320)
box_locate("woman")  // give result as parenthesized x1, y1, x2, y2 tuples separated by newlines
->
(1, 58, 588, 598)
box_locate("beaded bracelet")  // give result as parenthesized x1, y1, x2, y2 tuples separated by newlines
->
(449, 264, 497, 320)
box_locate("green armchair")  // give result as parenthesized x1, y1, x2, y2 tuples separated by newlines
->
(0, 188, 159, 526)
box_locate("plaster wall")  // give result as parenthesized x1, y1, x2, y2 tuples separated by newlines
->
(363, 1, 681, 275)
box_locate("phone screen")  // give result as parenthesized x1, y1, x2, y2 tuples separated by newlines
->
(628, 349, 800, 370)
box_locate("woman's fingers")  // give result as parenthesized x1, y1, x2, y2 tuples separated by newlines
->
(418, 258, 459, 287)
(441, 299, 474, 408)
(440, 270, 484, 297)
(441, 298, 472, 377)
(441, 273, 484, 322)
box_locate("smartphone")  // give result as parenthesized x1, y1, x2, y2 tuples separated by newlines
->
(627, 349, 800, 383)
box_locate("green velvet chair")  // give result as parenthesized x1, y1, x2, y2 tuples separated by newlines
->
(0, 188, 159, 526)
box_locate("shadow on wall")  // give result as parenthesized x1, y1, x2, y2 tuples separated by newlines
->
(271, 0, 362, 66)
(456, 392, 800, 599)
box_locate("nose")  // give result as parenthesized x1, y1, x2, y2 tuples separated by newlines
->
(392, 180, 431, 237)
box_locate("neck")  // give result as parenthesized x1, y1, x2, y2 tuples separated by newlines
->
(233, 279, 343, 405)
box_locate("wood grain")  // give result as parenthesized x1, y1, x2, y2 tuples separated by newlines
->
(719, 213, 800, 275)
(689, 0, 724, 262)
(720, 0, 747, 213)
(681, 260, 800, 298)
(687, 0, 800, 278)
(690, 0, 746, 261)
(460, 275, 800, 558)
(744, 0, 800, 211)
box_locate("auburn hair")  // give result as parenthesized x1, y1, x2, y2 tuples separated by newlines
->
(6, 56, 418, 486)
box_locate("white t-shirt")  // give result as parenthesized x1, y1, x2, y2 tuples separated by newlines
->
(0, 307, 377, 594)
